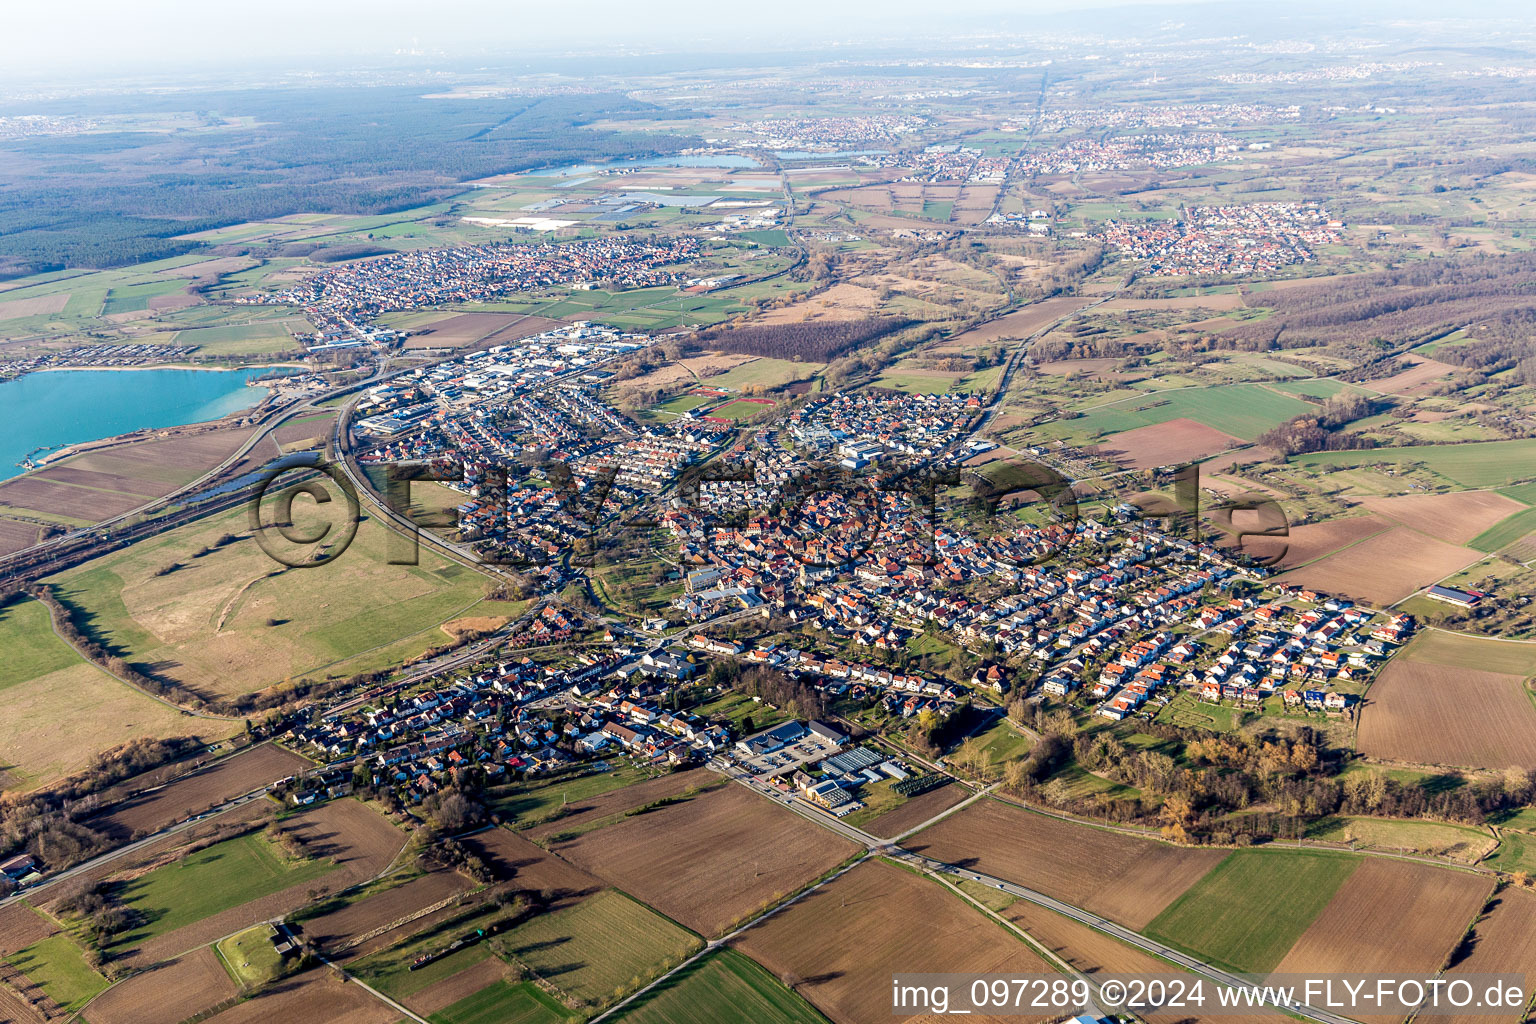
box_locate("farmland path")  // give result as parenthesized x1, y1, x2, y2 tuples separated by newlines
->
(318, 953, 432, 1024)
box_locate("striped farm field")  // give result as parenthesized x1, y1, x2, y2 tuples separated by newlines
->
(1358, 632, 1536, 770)
(1144, 850, 1358, 973)
(1291, 438, 1536, 489)
(902, 798, 1224, 930)
(608, 949, 829, 1024)
(1468, 506, 1536, 553)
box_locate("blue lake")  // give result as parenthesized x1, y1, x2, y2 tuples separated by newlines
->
(0, 367, 283, 481)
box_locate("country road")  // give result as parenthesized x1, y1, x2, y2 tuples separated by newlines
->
(710, 760, 1367, 1024)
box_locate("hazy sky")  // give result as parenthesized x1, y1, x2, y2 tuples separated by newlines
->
(6, 0, 1212, 78)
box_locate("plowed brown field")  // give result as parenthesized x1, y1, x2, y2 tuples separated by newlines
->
(1359, 491, 1526, 546)
(902, 799, 1223, 929)
(1275, 859, 1491, 976)
(90, 744, 311, 841)
(460, 828, 602, 908)
(733, 859, 1054, 1024)
(1358, 661, 1536, 770)
(1276, 526, 1480, 605)
(0, 905, 55, 957)
(84, 948, 237, 1024)
(203, 969, 397, 1024)
(1419, 888, 1536, 1024)
(1004, 901, 1278, 1024)
(550, 784, 859, 936)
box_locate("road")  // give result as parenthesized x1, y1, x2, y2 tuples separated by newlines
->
(0, 786, 270, 908)
(710, 759, 1364, 1024)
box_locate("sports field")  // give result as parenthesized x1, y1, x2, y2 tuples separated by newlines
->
(608, 949, 828, 1024)
(1144, 850, 1359, 972)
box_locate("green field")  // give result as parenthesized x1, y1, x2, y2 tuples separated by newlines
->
(608, 949, 828, 1024)
(495, 890, 701, 1008)
(0, 597, 78, 691)
(4, 933, 109, 1011)
(101, 278, 189, 314)
(216, 923, 287, 988)
(0, 597, 229, 791)
(1468, 507, 1536, 553)
(113, 833, 335, 946)
(492, 763, 675, 827)
(1047, 384, 1314, 443)
(1144, 850, 1359, 972)
(655, 393, 712, 415)
(430, 980, 576, 1024)
(1497, 482, 1536, 506)
(1401, 630, 1536, 676)
(1291, 438, 1536, 489)
(47, 504, 503, 697)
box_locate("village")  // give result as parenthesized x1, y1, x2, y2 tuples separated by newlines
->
(1098, 201, 1342, 276)
(240, 236, 703, 350)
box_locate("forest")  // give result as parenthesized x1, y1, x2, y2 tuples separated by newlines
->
(697, 315, 914, 362)
(0, 89, 701, 275)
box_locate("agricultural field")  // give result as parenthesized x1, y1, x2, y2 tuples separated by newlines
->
(110, 831, 337, 947)
(0, 596, 234, 793)
(1419, 888, 1536, 1024)
(199, 967, 398, 1024)
(1357, 632, 1536, 770)
(87, 742, 311, 841)
(84, 948, 238, 1024)
(519, 768, 716, 841)
(1357, 490, 1528, 547)
(425, 979, 576, 1024)
(1291, 439, 1536, 490)
(1273, 859, 1492, 981)
(489, 761, 687, 831)
(1096, 418, 1242, 470)
(108, 799, 405, 966)
(1002, 901, 1275, 1024)
(47, 505, 507, 698)
(733, 858, 1057, 1024)
(903, 799, 1223, 929)
(0, 423, 257, 525)
(1274, 526, 1481, 606)
(1144, 850, 1359, 972)
(608, 948, 828, 1024)
(491, 890, 701, 1012)
(547, 784, 860, 936)
(4, 932, 108, 1014)
(855, 778, 970, 839)
(458, 828, 604, 910)
(299, 868, 477, 955)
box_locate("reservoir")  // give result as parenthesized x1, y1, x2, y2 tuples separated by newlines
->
(0, 367, 282, 482)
